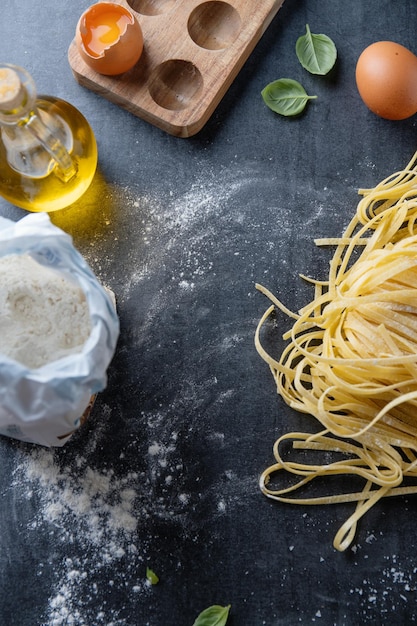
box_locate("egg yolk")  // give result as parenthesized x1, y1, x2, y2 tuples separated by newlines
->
(83, 10, 132, 57)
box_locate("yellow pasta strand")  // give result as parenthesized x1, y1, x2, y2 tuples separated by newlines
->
(256, 151, 417, 551)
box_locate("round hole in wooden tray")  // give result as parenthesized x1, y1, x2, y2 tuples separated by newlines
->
(148, 59, 204, 111)
(188, 1, 241, 50)
(127, 0, 177, 16)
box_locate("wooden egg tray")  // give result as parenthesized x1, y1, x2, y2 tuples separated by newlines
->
(68, 0, 286, 137)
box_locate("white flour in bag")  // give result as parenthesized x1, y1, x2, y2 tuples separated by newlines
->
(0, 253, 91, 369)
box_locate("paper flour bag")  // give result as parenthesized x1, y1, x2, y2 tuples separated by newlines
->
(0, 213, 120, 446)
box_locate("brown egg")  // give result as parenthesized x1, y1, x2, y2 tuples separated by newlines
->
(355, 41, 417, 120)
(75, 2, 143, 76)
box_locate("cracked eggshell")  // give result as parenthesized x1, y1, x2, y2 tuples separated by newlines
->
(75, 2, 143, 76)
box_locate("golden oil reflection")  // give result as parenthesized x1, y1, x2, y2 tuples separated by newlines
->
(50, 167, 122, 242)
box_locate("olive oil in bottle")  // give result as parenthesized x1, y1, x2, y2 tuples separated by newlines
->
(0, 64, 97, 212)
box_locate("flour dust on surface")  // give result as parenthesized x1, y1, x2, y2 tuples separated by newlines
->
(5, 160, 417, 625)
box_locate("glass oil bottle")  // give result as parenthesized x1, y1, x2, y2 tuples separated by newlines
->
(0, 64, 97, 212)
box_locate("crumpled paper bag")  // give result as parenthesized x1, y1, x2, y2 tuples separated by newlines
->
(0, 213, 120, 446)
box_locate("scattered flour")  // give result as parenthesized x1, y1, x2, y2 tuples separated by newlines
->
(106, 167, 274, 308)
(13, 444, 146, 626)
(347, 548, 416, 617)
(9, 398, 200, 625)
(6, 164, 415, 625)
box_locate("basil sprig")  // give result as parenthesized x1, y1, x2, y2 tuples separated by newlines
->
(296, 24, 337, 75)
(261, 78, 317, 116)
(192, 604, 231, 626)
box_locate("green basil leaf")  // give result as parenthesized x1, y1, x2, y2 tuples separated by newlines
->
(146, 567, 159, 585)
(192, 604, 231, 626)
(296, 24, 337, 75)
(261, 78, 317, 116)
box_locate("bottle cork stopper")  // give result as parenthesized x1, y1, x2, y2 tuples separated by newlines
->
(0, 67, 24, 111)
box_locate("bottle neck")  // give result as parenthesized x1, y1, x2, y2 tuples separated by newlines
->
(0, 64, 77, 182)
(0, 65, 36, 125)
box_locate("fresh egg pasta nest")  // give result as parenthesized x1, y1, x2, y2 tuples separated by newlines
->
(256, 152, 417, 551)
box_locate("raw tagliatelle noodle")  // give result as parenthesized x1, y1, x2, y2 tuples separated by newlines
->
(255, 151, 417, 551)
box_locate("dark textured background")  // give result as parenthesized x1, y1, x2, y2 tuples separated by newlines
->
(1, 1, 417, 624)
